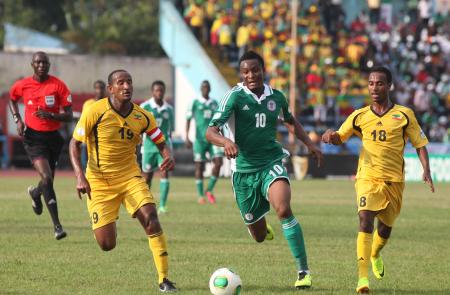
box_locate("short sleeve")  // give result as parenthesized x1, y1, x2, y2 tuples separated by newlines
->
(57, 80, 72, 107)
(209, 90, 236, 127)
(186, 100, 195, 120)
(279, 92, 294, 123)
(337, 110, 361, 142)
(142, 109, 165, 144)
(9, 80, 23, 101)
(404, 109, 428, 148)
(73, 108, 97, 143)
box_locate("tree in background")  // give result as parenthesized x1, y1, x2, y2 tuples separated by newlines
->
(0, 0, 163, 56)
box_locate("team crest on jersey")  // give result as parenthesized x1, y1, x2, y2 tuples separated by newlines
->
(267, 100, 276, 111)
(45, 95, 55, 107)
(391, 114, 402, 120)
(134, 114, 142, 120)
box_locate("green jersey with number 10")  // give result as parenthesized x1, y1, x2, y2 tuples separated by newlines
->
(209, 83, 293, 172)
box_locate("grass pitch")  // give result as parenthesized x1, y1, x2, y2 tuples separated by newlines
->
(1, 176, 449, 294)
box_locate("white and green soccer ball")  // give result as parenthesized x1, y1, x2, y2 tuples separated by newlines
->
(209, 268, 242, 295)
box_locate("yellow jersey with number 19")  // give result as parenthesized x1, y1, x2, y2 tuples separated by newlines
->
(73, 98, 165, 182)
(337, 104, 428, 182)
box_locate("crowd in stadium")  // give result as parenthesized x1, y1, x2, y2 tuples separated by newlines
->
(181, 0, 449, 143)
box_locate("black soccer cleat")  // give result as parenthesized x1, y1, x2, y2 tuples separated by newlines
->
(54, 224, 67, 240)
(159, 278, 177, 293)
(28, 186, 43, 215)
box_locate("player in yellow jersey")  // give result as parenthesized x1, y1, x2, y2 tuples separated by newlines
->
(69, 70, 177, 292)
(80, 80, 107, 171)
(322, 66, 435, 294)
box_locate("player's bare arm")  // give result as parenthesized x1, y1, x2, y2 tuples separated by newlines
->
(185, 118, 193, 148)
(416, 146, 435, 193)
(34, 105, 73, 122)
(156, 141, 175, 171)
(69, 138, 91, 199)
(205, 126, 238, 159)
(285, 118, 324, 167)
(322, 129, 343, 145)
(8, 99, 25, 136)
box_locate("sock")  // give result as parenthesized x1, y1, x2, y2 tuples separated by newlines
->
(196, 179, 204, 197)
(357, 232, 373, 278)
(281, 216, 308, 271)
(206, 175, 218, 193)
(39, 180, 61, 226)
(159, 179, 170, 208)
(371, 230, 388, 258)
(148, 232, 169, 284)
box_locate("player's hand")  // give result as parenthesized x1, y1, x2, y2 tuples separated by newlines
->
(16, 119, 25, 136)
(423, 170, 435, 193)
(224, 139, 239, 159)
(160, 156, 175, 171)
(76, 175, 91, 199)
(322, 129, 338, 145)
(185, 139, 192, 149)
(307, 143, 324, 167)
(34, 109, 53, 120)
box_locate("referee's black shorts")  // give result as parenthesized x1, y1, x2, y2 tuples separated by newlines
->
(23, 127, 64, 171)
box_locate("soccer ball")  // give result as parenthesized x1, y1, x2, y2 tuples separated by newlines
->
(209, 268, 242, 295)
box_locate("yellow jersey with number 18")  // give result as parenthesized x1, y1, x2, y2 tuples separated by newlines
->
(73, 98, 165, 182)
(337, 104, 428, 182)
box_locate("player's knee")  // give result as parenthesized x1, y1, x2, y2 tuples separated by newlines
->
(275, 206, 292, 220)
(143, 212, 161, 234)
(98, 239, 116, 251)
(359, 218, 374, 232)
(41, 175, 53, 187)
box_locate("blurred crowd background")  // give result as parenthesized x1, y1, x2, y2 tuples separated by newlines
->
(180, 0, 449, 143)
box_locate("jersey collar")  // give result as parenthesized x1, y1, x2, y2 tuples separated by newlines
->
(149, 97, 169, 111)
(198, 96, 214, 105)
(237, 82, 273, 104)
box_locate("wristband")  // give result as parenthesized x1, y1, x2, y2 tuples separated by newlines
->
(13, 113, 20, 123)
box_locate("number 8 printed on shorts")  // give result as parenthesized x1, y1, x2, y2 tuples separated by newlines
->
(269, 164, 284, 178)
(359, 196, 367, 207)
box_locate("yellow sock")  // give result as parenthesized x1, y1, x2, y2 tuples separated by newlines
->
(148, 232, 169, 284)
(371, 230, 388, 258)
(357, 232, 372, 279)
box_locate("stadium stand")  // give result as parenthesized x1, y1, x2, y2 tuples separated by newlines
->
(181, 0, 449, 143)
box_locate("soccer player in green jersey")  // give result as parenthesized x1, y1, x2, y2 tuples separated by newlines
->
(140, 81, 175, 213)
(186, 80, 224, 204)
(206, 51, 324, 289)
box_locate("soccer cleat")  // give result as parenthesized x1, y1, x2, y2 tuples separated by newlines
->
(159, 278, 177, 292)
(356, 277, 370, 293)
(371, 255, 385, 280)
(265, 224, 274, 241)
(205, 191, 216, 204)
(54, 224, 67, 240)
(158, 206, 168, 214)
(28, 186, 43, 215)
(197, 197, 206, 205)
(295, 271, 312, 289)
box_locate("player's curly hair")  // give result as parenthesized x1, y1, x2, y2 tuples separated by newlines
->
(239, 50, 265, 72)
(369, 66, 392, 84)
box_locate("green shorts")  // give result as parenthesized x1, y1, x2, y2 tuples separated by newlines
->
(141, 152, 163, 173)
(193, 140, 224, 162)
(232, 161, 290, 224)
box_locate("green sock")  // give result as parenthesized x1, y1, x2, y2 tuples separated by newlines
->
(282, 215, 308, 271)
(196, 179, 204, 197)
(206, 176, 218, 193)
(159, 179, 169, 208)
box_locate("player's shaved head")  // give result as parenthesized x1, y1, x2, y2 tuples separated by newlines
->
(108, 69, 129, 85)
(32, 51, 49, 62)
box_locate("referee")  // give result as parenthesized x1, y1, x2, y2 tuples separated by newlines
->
(9, 51, 73, 240)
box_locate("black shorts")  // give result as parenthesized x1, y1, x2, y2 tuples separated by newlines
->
(23, 127, 64, 170)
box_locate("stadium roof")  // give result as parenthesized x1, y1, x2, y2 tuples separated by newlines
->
(3, 23, 76, 54)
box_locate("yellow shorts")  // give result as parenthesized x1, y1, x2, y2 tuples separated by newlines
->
(87, 176, 154, 230)
(355, 179, 405, 227)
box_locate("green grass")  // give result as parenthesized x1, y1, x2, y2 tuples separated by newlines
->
(0, 176, 449, 295)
